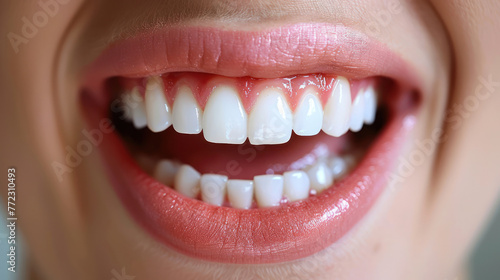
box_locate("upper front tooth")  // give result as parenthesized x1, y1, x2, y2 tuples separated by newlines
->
(307, 162, 333, 193)
(254, 174, 284, 207)
(322, 76, 352, 137)
(120, 92, 134, 121)
(227, 179, 254, 209)
(293, 90, 323, 136)
(172, 86, 203, 134)
(145, 76, 172, 132)
(202, 86, 248, 144)
(174, 164, 201, 198)
(248, 88, 293, 145)
(283, 170, 310, 202)
(363, 86, 377, 125)
(349, 91, 365, 132)
(200, 174, 228, 206)
(130, 87, 148, 129)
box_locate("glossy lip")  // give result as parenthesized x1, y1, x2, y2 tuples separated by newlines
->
(80, 23, 421, 263)
(83, 23, 420, 105)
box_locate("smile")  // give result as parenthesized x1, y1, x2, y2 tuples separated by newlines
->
(81, 23, 421, 263)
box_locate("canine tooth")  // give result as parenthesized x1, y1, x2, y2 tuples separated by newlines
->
(145, 76, 172, 132)
(363, 86, 377, 125)
(202, 86, 247, 144)
(227, 180, 254, 209)
(254, 175, 284, 207)
(200, 174, 228, 206)
(174, 165, 201, 198)
(172, 86, 203, 134)
(322, 77, 352, 137)
(328, 157, 347, 179)
(293, 91, 323, 136)
(130, 87, 147, 129)
(154, 159, 180, 186)
(307, 162, 333, 192)
(248, 88, 293, 145)
(349, 92, 365, 132)
(283, 171, 310, 202)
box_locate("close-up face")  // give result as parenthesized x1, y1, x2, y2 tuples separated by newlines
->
(1, 0, 500, 279)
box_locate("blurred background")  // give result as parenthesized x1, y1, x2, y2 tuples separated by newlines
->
(1, 198, 499, 279)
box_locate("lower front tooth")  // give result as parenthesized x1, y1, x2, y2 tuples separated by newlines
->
(154, 159, 180, 186)
(174, 165, 201, 198)
(227, 180, 254, 209)
(349, 93, 365, 132)
(307, 162, 333, 193)
(200, 174, 228, 206)
(172, 86, 203, 134)
(248, 88, 293, 145)
(328, 157, 347, 179)
(283, 170, 310, 202)
(130, 87, 148, 129)
(254, 175, 284, 207)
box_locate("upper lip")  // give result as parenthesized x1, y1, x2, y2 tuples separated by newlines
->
(81, 22, 421, 263)
(83, 23, 420, 98)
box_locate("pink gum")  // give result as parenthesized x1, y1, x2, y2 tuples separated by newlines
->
(121, 73, 377, 113)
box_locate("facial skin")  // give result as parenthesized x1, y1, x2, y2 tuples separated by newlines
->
(1, 0, 500, 279)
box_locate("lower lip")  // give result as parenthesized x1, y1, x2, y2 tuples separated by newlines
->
(81, 91, 416, 264)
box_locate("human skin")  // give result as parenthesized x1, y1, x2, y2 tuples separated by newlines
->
(1, 0, 500, 279)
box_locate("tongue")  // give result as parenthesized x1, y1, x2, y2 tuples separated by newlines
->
(140, 128, 348, 179)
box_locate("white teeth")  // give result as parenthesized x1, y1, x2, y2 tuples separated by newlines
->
(248, 88, 293, 145)
(200, 174, 228, 206)
(363, 86, 377, 125)
(172, 86, 203, 134)
(124, 75, 378, 143)
(145, 76, 172, 132)
(152, 155, 354, 208)
(254, 175, 284, 207)
(349, 91, 365, 132)
(154, 159, 180, 186)
(130, 87, 148, 129)
(283, 171, 310, 202)
(120, 92, 134, 121)
(202, 86, 248, 144)
(174, 164, 201, 198)
(328, 157, 347, 179)
(307, 162, 333, 193)
(227, 180, 254, 209)
(293, 90, 323, 136)
(129, 75, 375, 207)
(322, 77, 352, 137)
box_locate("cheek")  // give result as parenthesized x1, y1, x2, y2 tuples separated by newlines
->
(1, 0, 88, 277)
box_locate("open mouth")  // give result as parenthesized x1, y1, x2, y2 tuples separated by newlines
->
(80, 23, 420, 263)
